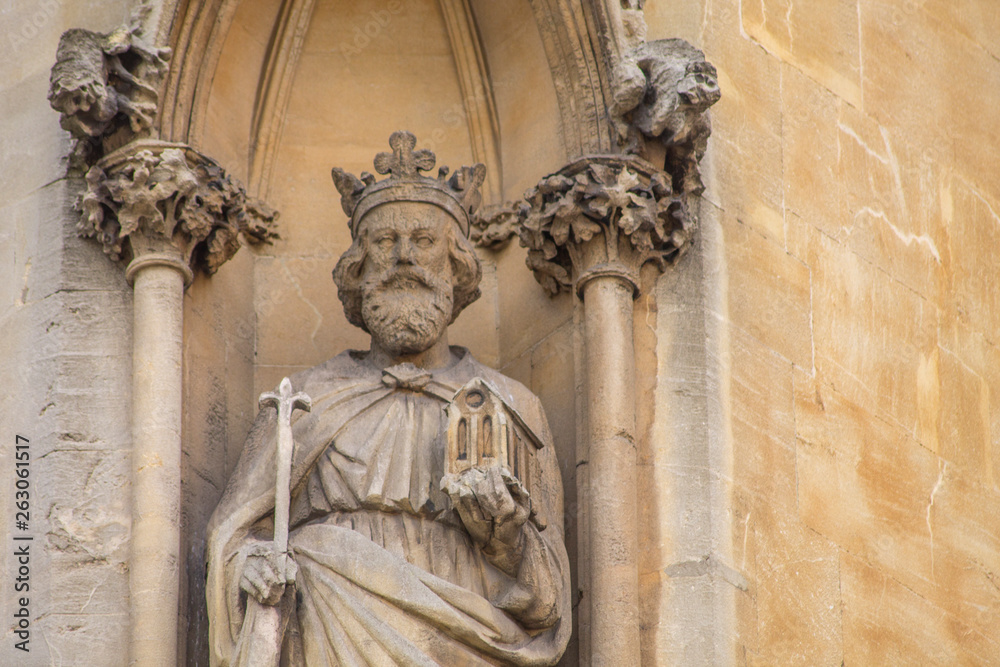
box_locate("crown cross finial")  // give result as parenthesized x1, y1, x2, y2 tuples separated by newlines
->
(331, 130, 486, 238)
(373, 130, 436, 178)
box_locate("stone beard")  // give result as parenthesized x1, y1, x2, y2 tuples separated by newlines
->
(360, 264, 454, 356)
(206, 197, 571, 666)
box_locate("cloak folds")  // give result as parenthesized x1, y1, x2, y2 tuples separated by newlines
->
(206, 348, 571, 666)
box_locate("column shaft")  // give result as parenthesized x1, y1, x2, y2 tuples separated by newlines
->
(583, 276, 640, 666)
(129, 264, 184, 667)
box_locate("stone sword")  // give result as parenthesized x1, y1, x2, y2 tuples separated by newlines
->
(236, 377, 312, 667)
(259, 377, 312, 568)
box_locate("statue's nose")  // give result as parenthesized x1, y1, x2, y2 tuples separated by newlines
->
(394, 238, 415, 264)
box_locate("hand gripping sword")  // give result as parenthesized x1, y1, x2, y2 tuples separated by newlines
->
(236, 377, 311, 667)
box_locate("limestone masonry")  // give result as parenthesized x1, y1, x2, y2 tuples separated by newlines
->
(2, 0, 998, 665)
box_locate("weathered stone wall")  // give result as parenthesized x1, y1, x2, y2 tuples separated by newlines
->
(645, 0, 1000, 663)
(1, 2, 133, 665)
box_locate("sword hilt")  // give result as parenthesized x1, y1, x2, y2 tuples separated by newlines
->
(258, 377, 312, 558)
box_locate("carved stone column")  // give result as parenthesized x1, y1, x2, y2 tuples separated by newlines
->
(518, 155, 690, 665)
(50, 24, 277, 664)
(77, 140, 276, 666)
(128, 253, 185, 667)
(466, 37, 723, 665)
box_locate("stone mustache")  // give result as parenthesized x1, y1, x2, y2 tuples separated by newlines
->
(206, 132, 571, 666)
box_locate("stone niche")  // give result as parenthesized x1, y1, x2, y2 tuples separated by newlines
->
(37, 0, 722, 662)
(169, 1, 578, 663)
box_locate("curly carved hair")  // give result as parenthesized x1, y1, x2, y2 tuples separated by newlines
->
(332, 223, 482, 333)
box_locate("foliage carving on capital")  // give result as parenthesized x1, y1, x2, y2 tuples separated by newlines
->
(517, 156, 691, 296)
(79, 141, 278, 279)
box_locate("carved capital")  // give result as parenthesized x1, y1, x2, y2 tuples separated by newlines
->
(78, 140, 278, 285)
(612, 39, 720, 195)
(517, 155, 691, 297)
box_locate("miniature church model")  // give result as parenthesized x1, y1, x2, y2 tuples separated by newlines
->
(445, 377, 541, 497)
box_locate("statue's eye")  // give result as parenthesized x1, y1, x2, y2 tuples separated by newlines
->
(375, 235, 394, 250)
(414, 235, 434, 249)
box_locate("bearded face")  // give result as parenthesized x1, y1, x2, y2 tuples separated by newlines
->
(361, 265, 454, 356)
(356, 203, 456, 356)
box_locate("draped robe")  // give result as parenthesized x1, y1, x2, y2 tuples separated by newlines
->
(206, 348, 571, 666)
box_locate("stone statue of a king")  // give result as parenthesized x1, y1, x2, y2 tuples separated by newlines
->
(206, 131, 571, 666)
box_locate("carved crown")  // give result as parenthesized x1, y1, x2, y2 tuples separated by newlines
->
(331, 131, 486, 238)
